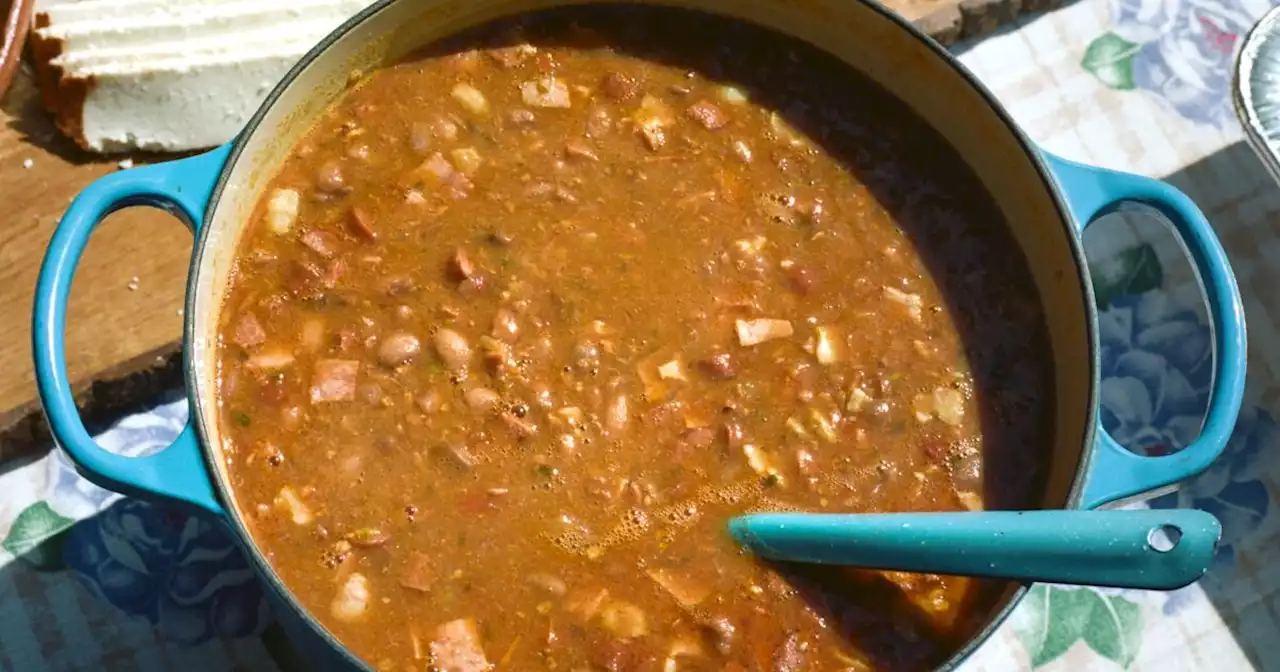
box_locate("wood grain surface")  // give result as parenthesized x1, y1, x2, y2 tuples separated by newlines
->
(0, 0, 1063, 461)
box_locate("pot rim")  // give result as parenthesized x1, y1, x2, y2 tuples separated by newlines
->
(184, 1, 1100, 668)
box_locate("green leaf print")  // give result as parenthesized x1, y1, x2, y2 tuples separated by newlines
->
(1, 501, 75, 571)
(1091, 243, 1163, 310)
(1082, 33, 1140, 91)
(1015, 584, 1143, 669)
(1085, 591, 1142, 666)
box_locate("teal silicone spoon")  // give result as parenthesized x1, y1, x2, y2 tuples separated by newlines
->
(728, 509, 1220, 590)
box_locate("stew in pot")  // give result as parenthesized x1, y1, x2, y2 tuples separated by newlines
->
(215, 6, 1054, 671)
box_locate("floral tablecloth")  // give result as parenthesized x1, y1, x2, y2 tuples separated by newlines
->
(4, 0, 1280, 668)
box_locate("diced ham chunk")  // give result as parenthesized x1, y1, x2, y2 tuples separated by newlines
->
(429, 618, 491, 672)
(310, 359, 359, 403)
(399, 553, 435, 593)
(487, 44, 537, 68)
(521, 77, 571, 108)
(346, 206, 376, 240)
(415, 152, 455, 185)
(232, 312, 266, 349)
(446, 173, 474, 200)
(647, 568, 711, 607)
(300, 230, 338, 259)
(686, 100, 728, 130)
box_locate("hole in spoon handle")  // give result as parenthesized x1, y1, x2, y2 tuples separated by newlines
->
(1147, 524, 1182, 553)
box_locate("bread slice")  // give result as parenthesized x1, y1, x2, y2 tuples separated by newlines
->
(31, 0, 372, 152)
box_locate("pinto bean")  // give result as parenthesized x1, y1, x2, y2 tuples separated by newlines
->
(316, 160, 350, 195)
(464, 387, 501, 413)
(601, 72, 640, 101)
(447, 248, 476, 281)
(686, 100, 728, 130)
(433, 328, 472, 371)
(377, 332, 421, 368)
(492, 308, 520, 343)
(346, 206, 376, 240)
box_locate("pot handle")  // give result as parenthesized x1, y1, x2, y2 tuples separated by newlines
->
(1042, 152, 1247, 509)
(32, 145, 232, 517)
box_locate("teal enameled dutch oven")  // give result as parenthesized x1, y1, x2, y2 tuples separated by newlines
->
(32, 0, 1247, 668)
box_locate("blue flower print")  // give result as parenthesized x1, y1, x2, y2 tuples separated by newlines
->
(1085, 0, 1277, 127)
(62, 498, 272, 645)
(1097, 290, 1212, 457)
(44, 399, 189, 519)
(1149, 406, 1273, 572)
(1098, 288, 1272, 615)
(50, 398, 273, 646)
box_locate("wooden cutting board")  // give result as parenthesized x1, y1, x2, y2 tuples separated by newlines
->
(0, 0, 1059, 461)
(0, 70, 190, 459)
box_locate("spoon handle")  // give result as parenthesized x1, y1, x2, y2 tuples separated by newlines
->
(729, 509, 1220, 590)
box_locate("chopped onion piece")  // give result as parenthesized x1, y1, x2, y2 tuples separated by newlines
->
(733, 235, 767, 256)
(647, 568, 711, 607)
(633, 94, 675, 126)
(814, 326, 842, 364)
(274, 486, 313, 525)
(914, 386, 966, 426)
(632, 95, 674, 150)
(846, 387, 871, 413)
(742, 443, 777, 478)
(521, 77, 572, 108)
(411, 152, 455, 185)
(933, 386, 965, 426)
(449, 147, 483, 175)
(769, 112, 806, 147)
(718, 85, 748, 105)
(785, 415, 811, 441)
(451, 82, 490, 115)
(266, 188, 299, 234)
(884, 286, 924, 322)
(637, 356, 670, 401)
(809, 408, 838, 443)
(735, 318, 793, 346)
(912, 393, 934, 423)
(658, 359, 686, 380)
(553, 406, 585, 427)
(600, 600, 648, 638)
(331, 572, 370, 622)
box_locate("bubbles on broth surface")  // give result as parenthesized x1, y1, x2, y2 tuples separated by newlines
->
(547, 478, 780, 557)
